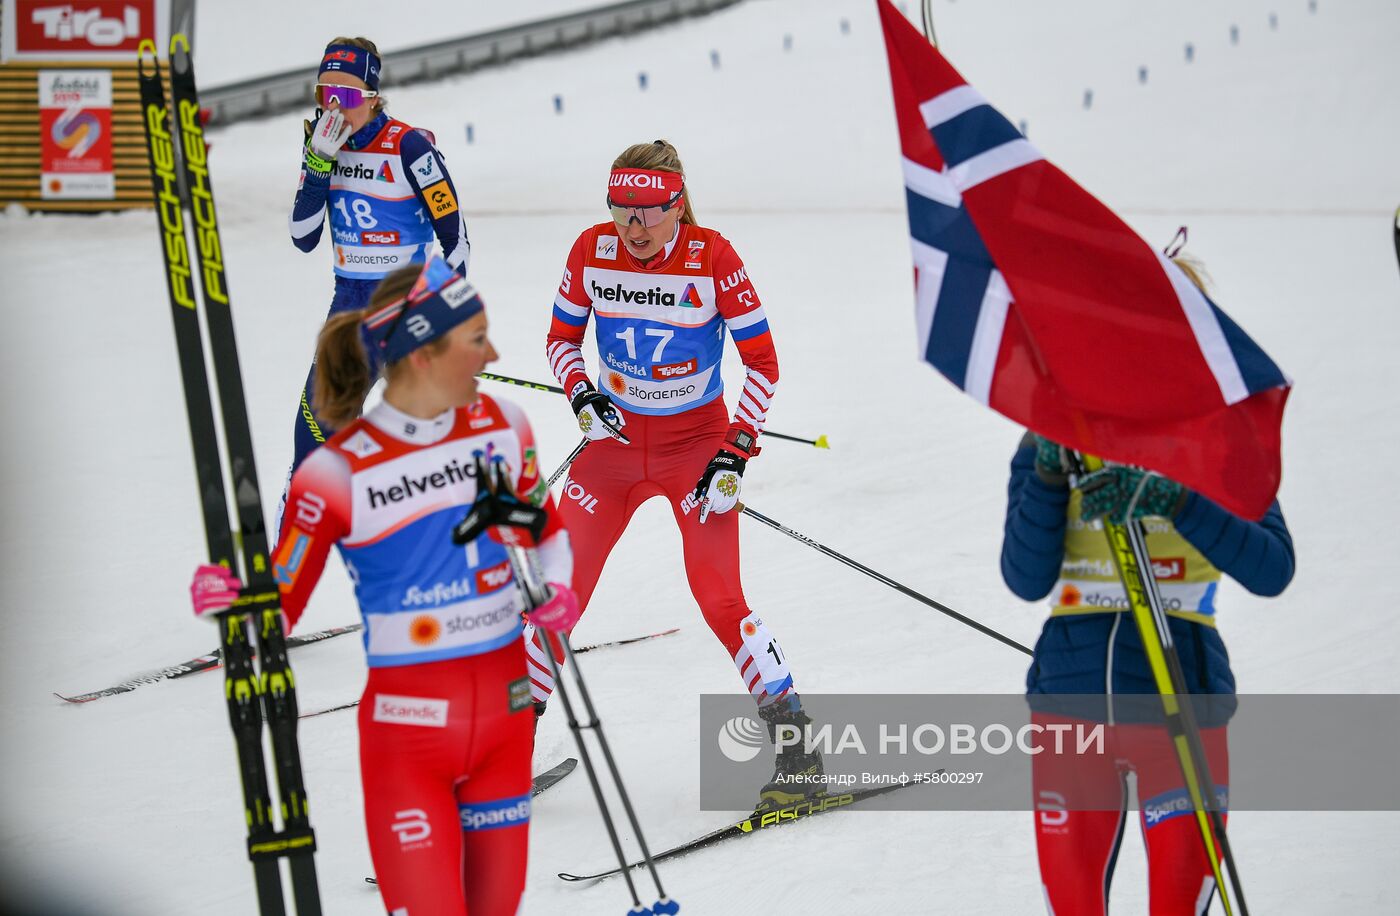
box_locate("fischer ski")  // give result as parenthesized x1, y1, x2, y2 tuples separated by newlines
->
(299, 628, 680, 719)
(558, 780, 927, 882)
(54, 624, 362, 704)
(139, 35, 320, 914)
(364, 759, 579, 886)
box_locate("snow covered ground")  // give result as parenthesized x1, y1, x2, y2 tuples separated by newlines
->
(2, 0, 1398, 912)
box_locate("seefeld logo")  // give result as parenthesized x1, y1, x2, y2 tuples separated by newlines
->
(717, 715, 767, 763)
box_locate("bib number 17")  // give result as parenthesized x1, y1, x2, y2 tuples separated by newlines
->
(616, 326, 673, 362)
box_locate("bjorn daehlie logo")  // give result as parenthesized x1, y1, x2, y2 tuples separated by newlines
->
(717, 716, 767, 763)
(366, 458, 478, 509)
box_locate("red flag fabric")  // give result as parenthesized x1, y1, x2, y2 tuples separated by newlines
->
(877, 0, 1290, 519)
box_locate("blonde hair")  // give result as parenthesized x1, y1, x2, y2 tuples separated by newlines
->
(1171, 252, 1212, 294)
(327, 36, 387, 114)
(312, 265, 446, 427)
(612, 139, 696, 224)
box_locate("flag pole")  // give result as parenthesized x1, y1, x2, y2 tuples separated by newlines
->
(920, 0, 939, 46)
(1072, 452, 1248, 916)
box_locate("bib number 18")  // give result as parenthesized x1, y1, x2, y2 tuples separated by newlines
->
(334, 198, 379, 229)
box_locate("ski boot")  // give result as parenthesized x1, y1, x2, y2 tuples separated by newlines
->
(754, 694, 826, 812)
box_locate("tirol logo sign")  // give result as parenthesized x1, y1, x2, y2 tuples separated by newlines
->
(38, 69, 113, 199)
(4, 1, 165, 61)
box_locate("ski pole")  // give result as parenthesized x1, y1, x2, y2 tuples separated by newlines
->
(520, 568, 677, 914)
(478, 371, 828, 448)
(1074, 452, 1246, 915)
(548, 439, 587, 487)
(464, 454, 676, 914)
(739, 504, 1033, 656)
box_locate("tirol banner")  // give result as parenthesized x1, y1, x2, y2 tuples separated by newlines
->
(699, 694, 1400, 813)
(39, 69, 114, 199)
(2, 0, 167, 62)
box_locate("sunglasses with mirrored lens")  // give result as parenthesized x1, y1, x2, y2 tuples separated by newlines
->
(316, 83, 377, 109)
(607, 190, 684, 228)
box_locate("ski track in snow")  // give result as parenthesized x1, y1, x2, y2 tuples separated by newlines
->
(2, 1, 1398, 913)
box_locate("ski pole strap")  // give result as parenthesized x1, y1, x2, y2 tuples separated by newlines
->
(303, 147, 334, 175)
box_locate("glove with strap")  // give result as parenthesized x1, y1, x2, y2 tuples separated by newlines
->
(693, 426, 759, 524)
(569, 381, 630, 444)
(303, 107, 352, 176)
(190, 564, 241, 620)
(526, 583, 582, 632)
(1031, 433, 1071, 488)
(1078, 465, 1187, 524)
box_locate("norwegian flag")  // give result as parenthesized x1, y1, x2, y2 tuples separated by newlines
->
(877, 0, 1290, 519)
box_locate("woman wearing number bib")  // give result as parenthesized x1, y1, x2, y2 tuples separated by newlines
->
(190, 260, 578, 915)
(541, 140, 822, 810)
(999, 254, 1296, 916)
(285, 36, 471, 487)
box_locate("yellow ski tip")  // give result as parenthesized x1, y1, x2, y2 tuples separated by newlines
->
(814, 435, 830, 450)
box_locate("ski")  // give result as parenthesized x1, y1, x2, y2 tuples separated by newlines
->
(299, 628, 680, 718)
(531, 757, 579, 795)
(54, 624, 362, 704)
(140, 35, 320, 913)
(575, 626, 680, 654)
(558, 779, 926, 882)
(364, 759, 579, 886)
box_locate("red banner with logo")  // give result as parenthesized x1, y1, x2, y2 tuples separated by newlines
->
(39, 69, 114, 199)
(3, 0, 166, 62)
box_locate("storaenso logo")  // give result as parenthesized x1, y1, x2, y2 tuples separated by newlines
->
(443, 605, 517, 635)
(334, 162, 379, 181)
(343, 251, 402, 266)
(178, 99, 227, 305)
(366, 458, 478, 508)
(628, 383, 696, 401)
(590, 280, 676, 306)
(143, 102, 195, 310)
(717, 716, 767, 762)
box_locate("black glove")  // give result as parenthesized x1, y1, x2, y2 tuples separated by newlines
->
(453, 452, 548, 546)
(570, 383, 630, 444)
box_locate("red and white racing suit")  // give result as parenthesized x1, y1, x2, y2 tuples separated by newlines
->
(541, 220, 797, 708)
(273, 394, 570, 916)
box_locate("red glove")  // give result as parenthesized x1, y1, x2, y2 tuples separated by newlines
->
(190, 564, 242, 621)
(526, 583, 581, 633)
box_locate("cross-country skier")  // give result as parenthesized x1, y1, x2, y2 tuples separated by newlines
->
(190, 259, 577, 916)
(542, 139, 823, 810)
(1000, 255, 1295, 916)
(286, 37, 471, 483)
